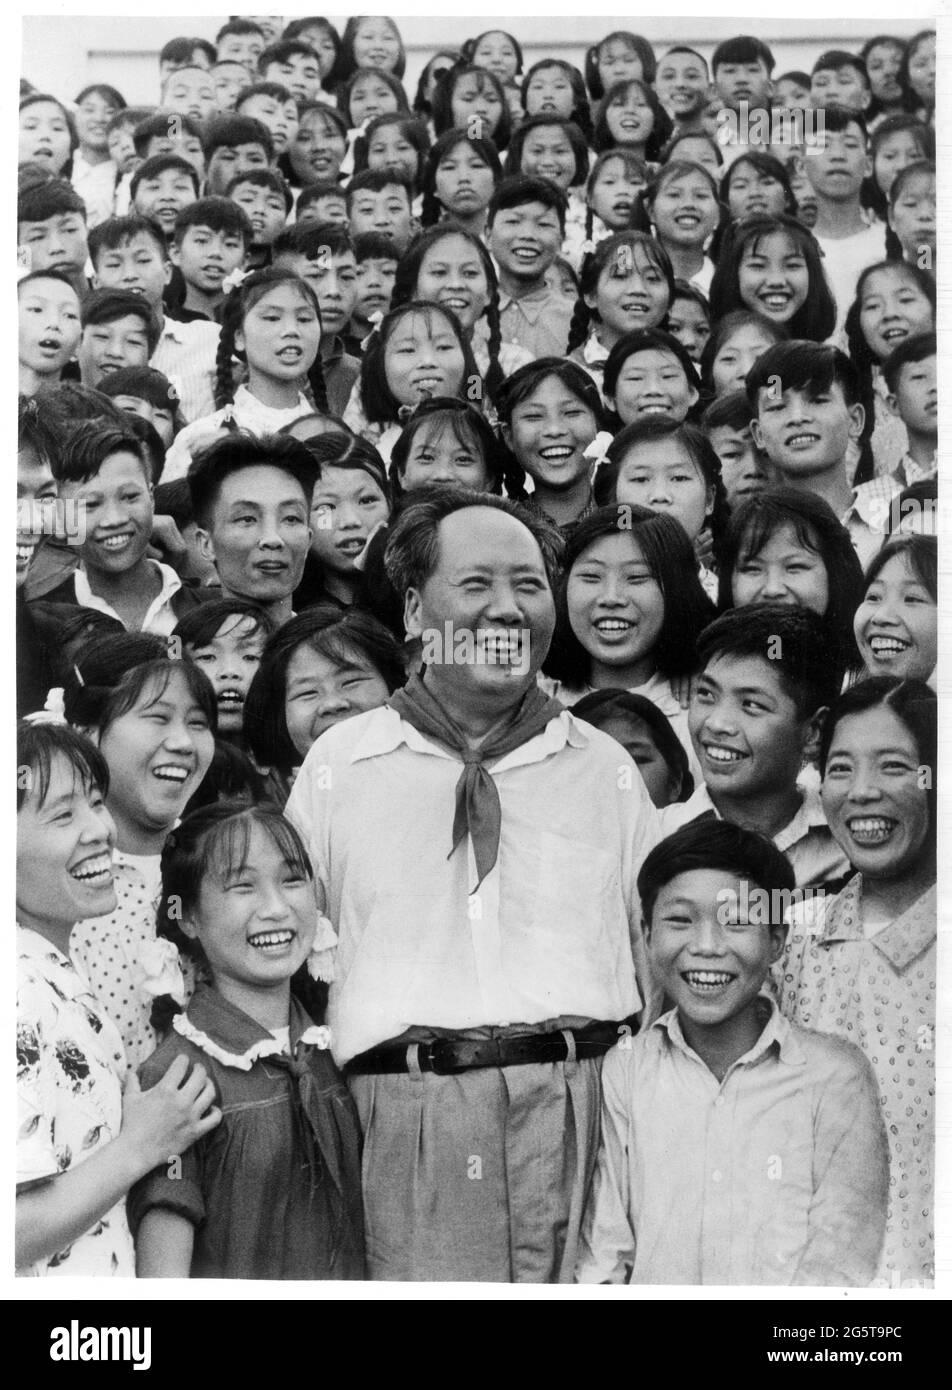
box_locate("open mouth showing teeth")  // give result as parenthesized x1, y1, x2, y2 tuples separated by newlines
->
(538, 445, 574, 459)
(785, 434, 819, 448)
(704, 745, 746, 763)
(70, 853, 113, 884)
(512, 248, 539, 260)
(38, 338, 63, 351)
(277, 347, 303, 360)
(153, 765, 190, 783)
(413, 377, 443, 392)
(248, 930, 295, 949)
(638, 404, 671, 415)
(218, 690, 244, 705)
(16, 542, 37, 562)
(868, 636, 910, 657)
(594, 619, 633, 632)
(761, 294, 791, 309)
(847, 817, 896, 844)
(683, 970, 736, 992)
(337, 539, 366, 555)
(100, 534, 133, 550)
(881, 327, 907, 342)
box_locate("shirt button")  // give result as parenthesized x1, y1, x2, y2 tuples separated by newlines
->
(712, 1170, 723, 1183)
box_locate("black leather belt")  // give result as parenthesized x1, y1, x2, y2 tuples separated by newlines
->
(345, 1016, 639, 1076)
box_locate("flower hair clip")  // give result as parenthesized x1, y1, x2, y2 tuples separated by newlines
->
(578, 238, 597, 259)
(23, 687, 67, 726)
(138, 937, 187, 1007)
(307, 913, 339, 984)
(584, 431, 614, 476)
(222, 266, 250, 294)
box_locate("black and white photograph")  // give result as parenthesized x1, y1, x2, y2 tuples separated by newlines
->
(10, 5, 947, 1319)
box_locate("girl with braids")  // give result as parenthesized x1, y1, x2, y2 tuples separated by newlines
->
(412, 50, 461, 132)
(566, 232, 674, 391)
(65, 633, 216, 1070)
(431, 62, 512, 152)
(129, 801, 366, 1279)
(342, 300, 480, 463)
(864, 118, 933, 221)
(844, 260, 936, 481)
(584, 150, 648, 243)
(391, 223, 532, 401)
(420, 128, 502, 235)
(885, 160, 936, 272)
(592, 78, 672, 165)
(637, 160, 724, 296)
(163, 269, 327, 482)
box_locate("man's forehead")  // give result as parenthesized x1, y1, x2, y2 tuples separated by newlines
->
(434, 507, 546, 564)
(216, 465, 307, 501)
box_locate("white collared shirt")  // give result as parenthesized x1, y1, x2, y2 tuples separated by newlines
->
(151, 315, 222, 426)
(285, 704, 661, 1064)
(73, 559, 183, 636)
(163, 384, 313, 481)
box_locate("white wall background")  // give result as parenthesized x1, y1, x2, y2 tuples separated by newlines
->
(21, 14, 932, 108)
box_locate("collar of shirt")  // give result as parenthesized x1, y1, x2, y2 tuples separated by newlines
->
(582, 332, 610, 367)
(74, 559, 181, 628)
(18, 923, 100, 1004)
(898, 451, 936, 486)
(498, 284, 566, 325)
(173, 986, 330, 1070)
(347, 702, 589, 771)
(773, 784, 830, 853)
(323, 334, 345, 372)
(653, 992, 806, 1072)
(821, 873, 936, 969)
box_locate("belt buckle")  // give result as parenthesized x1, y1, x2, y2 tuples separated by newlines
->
(427, 1035, 502, 1074)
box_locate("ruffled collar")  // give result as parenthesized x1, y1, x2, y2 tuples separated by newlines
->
(173, 986, 330, 1070)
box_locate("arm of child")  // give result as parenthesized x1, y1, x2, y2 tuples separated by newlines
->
(575, 1046, 637, 1283)
(791, 1042, 890, 1287)
(135, 1208, 195, 1277)
(16, 1055, 219, 1270)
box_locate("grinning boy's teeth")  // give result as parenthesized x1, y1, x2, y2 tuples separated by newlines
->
(248, 930, 294, 948)
(705, 745, 744, 762)
(684, 970, 734, 991)
(848, 817, 895, 843)
(153, 765, 189, 782)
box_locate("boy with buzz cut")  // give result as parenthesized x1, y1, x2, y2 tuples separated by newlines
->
(77, 288, 158, 389)
(170, 196, 252, 320)
(203, 115, 273, 197)
(576, 818, 889, 1286)
(133, 113, 206, 180)
(747, 339, 887, 566)
(296, 182, 348, 227)
(215, 18, 267, 73)
(710, 35, 775, 165)
(810, 50, 871, 113)
(226, 169, 291, 268)
(343, 231, 400, 356)
(38, 421, 202, 634)
(130, 154, 201, 243)
(345, 170, 415, 255)
(665, 604, 851, 889)
(89, 215, 221, 423)
(17, 180, 89, 297)
(257, 39, 324, 103)
(654, 47, 711, 135)
(486, 174, 573, 359)
(701, 389, 771, 507)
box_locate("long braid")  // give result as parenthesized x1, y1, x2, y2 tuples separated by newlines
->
(213, 292, 241, 411)
(585, 204, 594, 240)
(884, 224, 904, 261)
(566, 293, 592, 356)
(421, 183, 442, 228)
(307, 352, 330, 415)
(483, 289, 504, 403)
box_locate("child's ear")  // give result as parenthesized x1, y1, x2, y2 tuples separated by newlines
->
(847, 401, 866, 441)
(161, 259, 173, 288)
(404, 586, 424, 641)
(802, 705, 827, 765)
(500, 420, 513, 451)
(687, 383, 700, 410)
(885, 390, 900, 418)
(766, 920, 786, 965)
(603, 394, 616, 414)
(168, 242, 181, 267)
(178, 913, 199, 942)
(582, 289, 599, 312)
(749, 416, 768, 453)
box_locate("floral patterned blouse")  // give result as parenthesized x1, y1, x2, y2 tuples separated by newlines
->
(16, 925, 134, 1277)
(776, 875, 936, 1287)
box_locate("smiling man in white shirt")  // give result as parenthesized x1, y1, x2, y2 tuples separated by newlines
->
(286, 487, 660, 1282)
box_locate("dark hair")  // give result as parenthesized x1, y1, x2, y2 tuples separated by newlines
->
(124, 414, 167, 486)
(503, 115, 590, 188)
(345, 167, 413, 213)
(287, 99, 349, 190)
(336, 16, 406, 82)
(719, 151, 797, 221)
(244, 605, 405, 773)
(214, 267, 328, 413)
(17, 721, 109, 812)
(592, 415, 728, 557)
(884, 159, 936, 262)
(660, 129, 724, 169)
(161, 36, 216, 68)
(697, 602, 843, 718)
(236, 78, 294, 109)
(717, 487, 865, 672)
(593, 78, 672, 161)
(258, 39, 321, 73)
(181, 741, 267, 816)
(860, 35, 918, 119)
(19, 95, 78, 178)
(187, 431, 317, 529)
(352, 114, 430, 190)
(420, 128, 502, 228)
(352, 231, 401, 263)
(18, 392, 61, 463)
(282, 17, 341, 60)
(224, 167, 294, 215)
(570, 688, 693, 801)
(601, 327, 700, 420)
(494, 358, 607, 500)
(88, 214, 168, 266)
(861, 532, 937, 603)
(711, 36, 775, 75)
(843, 260, 936, 430)
(745, 338, 873, 483)
(80, 288, 159, 355)
(461, 29, 524, 75)
(815, 102, 868, 142)
(899, 30, 936, 115)
(431, 64, 511, 151)
(699, 308, 787, 399)
(133, 111, 203, 159)
(391, 221, 504, 401)
(216, 19, 266, 45)
(383, 485, 563, 599)
(882, 329, 936, 395)
(296, 182, 349, 218)
(153, 477, 193, 530)
(63, 632, 217, 736)
(811, 49, 869, 88)
(543, 505, 716, 686)
(56, 420, 150, 487)
(585, 30, 657, 99)
(520, 60, 593, 143)
(204, 114, 274, 163)
(272, 220, 354, 263)
(413, 49, 462, 117)
(340, 67, 410, 128)
(487, 173, 567, 232)
(29, 603, 125, 685)
(387, 397, 513, 497)
(299, 429, 390, 498)
(864, 116, 933, 218)
(173, 598, 275, 653)
(637, 818, 794, 928)
(129, 154, 200, 204)
(819, 676, 937, 841)
(76, 82, 126, 115)
(98, 366, 182, 419)
(708, 215, 836, 344)
(358, 300, 479, 427)
(33, 381, 126, 439)
(18, 175, 86, 226)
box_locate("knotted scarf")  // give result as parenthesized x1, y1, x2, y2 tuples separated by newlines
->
(388, 671, 564, 890)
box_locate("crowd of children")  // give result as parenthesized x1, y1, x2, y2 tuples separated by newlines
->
(16, 18, 938, 1287)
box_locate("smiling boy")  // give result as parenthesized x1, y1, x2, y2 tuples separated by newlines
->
(486, 176, 574, 359)
(576, 818, 889, 1285)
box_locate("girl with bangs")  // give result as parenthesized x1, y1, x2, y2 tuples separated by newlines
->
(129, 801, 366, 1279)
(585, 31, 657, 101)
(584, 149, 649, 242)
(719, 152, 797, 225)
(520, 58, 593, 143)
(709, 214, 837, 344)
(593, 78, 672, 165)
(420, 128, 501, 236)
(64, 634, 217, 1070)
(541, 504, 714, 784)
(638, 159, 724, 296)
(717, 487, 866, 678)
(864, 118, 933, 220)
(566, 233, 674, 391)
(294, 430, 390, 611)
(335, 15, 406, 83)
(352, 113, 430, 200)
(503, 115, 591, 265)
(431, 63, 511, 152)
